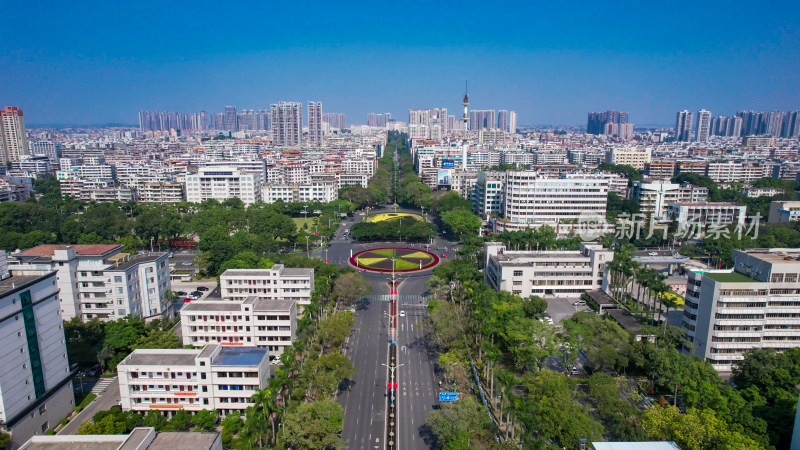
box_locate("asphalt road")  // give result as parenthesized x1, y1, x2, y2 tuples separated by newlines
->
(59, 378, 120, 435)
(339, 300, 390, 449)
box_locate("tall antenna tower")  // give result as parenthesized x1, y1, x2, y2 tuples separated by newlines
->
(461, 82, 469, 170)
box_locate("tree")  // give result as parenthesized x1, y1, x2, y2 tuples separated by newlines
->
(280, 400, 345, 450)
(332, 272, 371, 307)
(425, 396, 492, 448)
(167, 410, 193, 431)
(440, 209, 482, 236)
(643, 405, 764, 450)
(308, 353, 357, 399)
(135, 329, 182, 349)
(193, 409, 218, 431)
(142, 410, 168, 430)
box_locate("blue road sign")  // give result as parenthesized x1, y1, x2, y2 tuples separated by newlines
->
(439, 392, 458, 402)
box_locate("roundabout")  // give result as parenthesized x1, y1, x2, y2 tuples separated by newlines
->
(350, 247, 439, 273)
(365, 212, 424, 223)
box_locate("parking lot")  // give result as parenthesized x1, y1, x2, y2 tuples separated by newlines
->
(545, 297, 588, 325)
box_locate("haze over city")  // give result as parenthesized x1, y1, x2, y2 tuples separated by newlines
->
(2, 0, 799, 126)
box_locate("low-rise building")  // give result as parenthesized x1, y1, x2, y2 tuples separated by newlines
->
(261, 182, 337, 204)
(185, 167, 261, 205)
(769, 201, 800, 223)
(117, 344, 270, 417)
(0, 272, 74, 448)
(631, 179, 709, 220)
(607, 147, 652, 170)
(219, 265, 314, 311)
(666, 202, 747, 229)
(682, 248, 800, 371)
(181, 297, 296, 357)
(19, 427, 222, 450)
(740, 186, 785, 198)
(138, 181, 185, 203)
(483, 242, 612, 298)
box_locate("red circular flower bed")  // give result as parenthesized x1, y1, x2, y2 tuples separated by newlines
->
(350, 247, 440, 273)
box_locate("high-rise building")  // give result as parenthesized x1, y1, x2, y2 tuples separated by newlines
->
(586, 110, 628, 135)
(223, 106, 238, 132)
(675, 110, 694, 142)
(30, 140, 58, 160)
(469, 110, 496, 131)
(322, 113, 346, 129)
(785, 111, 800, 138)
(509, 111, 517, 133)
(765, 111, 786, 137)
(270, 102, 302, 146)
(696, 109, 712, 142)
(307, 101, 323, 145)
(0, 272, 74, 448)
(497, 110, 509, 132)
(256, 110, 269, 131)
(1, 106, 29, 163)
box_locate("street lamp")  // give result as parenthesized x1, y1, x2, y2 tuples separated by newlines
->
(305, 235, 310, 257)
(324, 248, 329, 264)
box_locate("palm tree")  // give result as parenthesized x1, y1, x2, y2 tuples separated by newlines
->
(495, 369, 515, 434)
(651, 279, 669, 326)
(96, 344, 112, 374)
(635, 268, 654, 320)
(250, 387, 277, 444)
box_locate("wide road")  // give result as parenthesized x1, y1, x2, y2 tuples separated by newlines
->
(339, 290, 390, 449)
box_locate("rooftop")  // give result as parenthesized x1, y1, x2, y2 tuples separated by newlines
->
(281, 268, 314, 276)
(18, 244, 121, 257)
(146, 432, 219, 450)
(183, 301, 242, 312)
(670, 202, 743, 207)
(122, 350, 200, 367)
(0, 273, 52, 296)
(593, 443, 681, 450)
(212, 346, 268, 367)
(253, 298, 296, 311)
(704, 272, 758, 283)
(607, 309, 643, 334)
(106, 253, 166, 271)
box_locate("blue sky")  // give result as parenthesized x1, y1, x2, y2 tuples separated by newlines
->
(2, 1, 799, 126)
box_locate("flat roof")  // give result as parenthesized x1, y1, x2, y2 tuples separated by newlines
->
(107, 253, 166, 271)
(704, 272, 758, 283)
(183, 301, 242, 312)
(607, 309, 643, 333)
(253, 298, 295, 311)
(123, 350, 199, 367)
(281, 268, 314, 276)
(670, 202, 742, 207)
(147, 432, 219, 450)
(585, 290, 616, 305)
(22, 443, 122, 450)
(0, 274, 49, 296)
(212, 346, 268, 366)
(18, 244, 121, 256)
(221, 269, 273, 276)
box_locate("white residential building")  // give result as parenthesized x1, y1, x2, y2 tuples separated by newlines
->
(769, 201, 800, 223)
(632, 180, 709, 220)
(0, 106, 29, 164)
(138, 182, 184, 203)
(219, 265, 314, 311)
(0, 272, 74, 448)
(117, 344, 270, 417)
(181, 297, 296, 357)
(483, 242, 612, 299)
(683, 248, 800, 372)
(501, 171, 609, 225)
(185, 167, 261, 205)
(10, 245, 171, 321)
(261, 182, 337, 204)
(666, 202, 747, 229)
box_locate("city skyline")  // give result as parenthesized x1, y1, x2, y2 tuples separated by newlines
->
(2, 1, 799, 126)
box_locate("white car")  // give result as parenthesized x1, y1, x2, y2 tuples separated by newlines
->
(399, 311, 405, 317)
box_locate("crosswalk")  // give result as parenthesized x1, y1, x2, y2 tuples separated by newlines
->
(91, 377, 116, 395)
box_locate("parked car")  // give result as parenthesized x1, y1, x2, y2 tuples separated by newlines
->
(190, 291, 203, 297)
(175, 291, 187, 296)
(573, 300, 587, 307)
(571, 365, 579, 375)
(181, 262, 193, 266)
(184, 297, 194, 303)
(197, 286, 209, 292)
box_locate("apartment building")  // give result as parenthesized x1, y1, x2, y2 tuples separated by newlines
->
(261, 182, 337, 204)
(138, 182, 184, 203)
(471, 171, 505, 217)
(185, 167, 261, 205)
(705, 162, 768, 183)
(631, 179, 709, 220)
(181, 297, 296, 357)
(666, 202, 747, 228)
(502, 171, 609, 225)
(607, 147, 652, 170)
(117, 344, 270, 417)
(219, 265, 314, 311)
(643, 163, 677, 179)
(0, 272, 74, 448)
(483, 242, 612, 298)
(683, 248, 800, 371)
(9, 245, 171, 321)
(768, 201, 800, 223)
(19, 427, 222, 450)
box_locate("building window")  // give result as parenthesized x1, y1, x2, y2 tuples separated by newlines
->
(513, 270, 523, 277)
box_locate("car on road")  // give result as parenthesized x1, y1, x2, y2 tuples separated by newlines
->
(441, 254, 447, 258)
(181, 262, 193, 266)
(399, 310, 405, 317)
(190, 291, 203, 297)
(197, 286, 209, 291)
